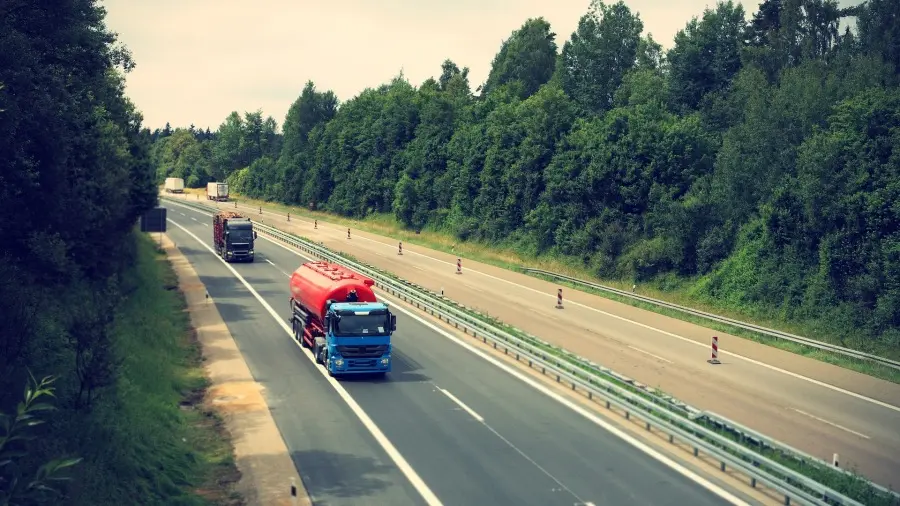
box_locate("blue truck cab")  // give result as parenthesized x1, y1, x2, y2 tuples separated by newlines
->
(319, 300, 397, 377)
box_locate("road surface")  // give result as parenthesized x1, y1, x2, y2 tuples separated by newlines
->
(166, 193, 900, 488)
(162, 202, 751, 506)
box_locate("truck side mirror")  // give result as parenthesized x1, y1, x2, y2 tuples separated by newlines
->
(390, 315, 397, 331)
(253, 231, 257, 239)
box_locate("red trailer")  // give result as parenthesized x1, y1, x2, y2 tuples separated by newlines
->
(289, 261, 378, 349)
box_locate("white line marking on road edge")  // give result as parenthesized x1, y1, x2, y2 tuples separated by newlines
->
(437, 387, 484, 423)
(165, 218, 444, 506)
(191, 217, 197, 221)
(164, 199, 900, 413)
(203, 223, 209, 227)
(253, 231, 751, 506)
(628, 346, 673, 364)
(790, 409, 871, 440)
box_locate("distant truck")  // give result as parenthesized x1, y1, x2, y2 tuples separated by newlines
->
(290, 261, 396, 377)
(207, 182, 229, 201)
(164, 177, 184, 193)
(212, 210, 256, 262)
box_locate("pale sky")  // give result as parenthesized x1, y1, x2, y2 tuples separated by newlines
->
(100, 0, 861, 132)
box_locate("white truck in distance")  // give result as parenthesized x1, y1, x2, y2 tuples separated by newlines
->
(207, 182, 229, 201)
(164, 177, 184, 193)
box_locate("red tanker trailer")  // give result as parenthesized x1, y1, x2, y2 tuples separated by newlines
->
(289, 261, 396, 376)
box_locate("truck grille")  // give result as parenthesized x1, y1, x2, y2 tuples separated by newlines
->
(337, 345, 388, 358)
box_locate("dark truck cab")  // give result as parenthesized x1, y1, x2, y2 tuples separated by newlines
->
(213, 210, 257, 262)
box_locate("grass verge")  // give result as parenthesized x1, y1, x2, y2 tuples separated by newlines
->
(53, 232, 242, 505)
(250, 216, 899, 506)
(176, 188, 900, 384)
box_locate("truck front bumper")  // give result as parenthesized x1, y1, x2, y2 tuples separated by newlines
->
(328, 355, 391, 375)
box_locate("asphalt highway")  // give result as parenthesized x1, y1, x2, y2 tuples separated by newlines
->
(165, 193, 900, 488)
(162, 202, 751, 506)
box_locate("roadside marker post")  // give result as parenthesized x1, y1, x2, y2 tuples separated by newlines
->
(708, 336, 721, 365)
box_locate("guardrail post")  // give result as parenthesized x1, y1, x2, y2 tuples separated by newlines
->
(456, 258, 462, 275)
(708, 336, 721, 365)
(259, 206, 262, 214)
(314, 219, 317, 229)
(833, 453, 839, 467)
(555, 288, 563, 309)
(398, 241, 403, 255)
(287, 213, 290, 222)
(347, 228, 351, 239)
(440, 287, 444, 297)
(290, 477, 298, 506)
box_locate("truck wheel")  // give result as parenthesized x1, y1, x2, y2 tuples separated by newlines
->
(313, 343, 323, 364)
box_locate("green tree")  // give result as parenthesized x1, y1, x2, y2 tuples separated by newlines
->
(481, 18, 558, 99)
(666, 1, 746, 111)
(558, 0, 644, 115)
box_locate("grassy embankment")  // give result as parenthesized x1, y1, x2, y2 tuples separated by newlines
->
(37, 232, 242, 505)
(178, 187, 900, 384)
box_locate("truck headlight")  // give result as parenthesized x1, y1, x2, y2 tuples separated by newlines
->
(249, 250, 254, 254)
(380, 358, 389, 365)
(334, 358, 344, 367)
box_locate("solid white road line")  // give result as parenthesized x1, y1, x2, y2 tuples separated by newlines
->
(790, 408, 871, 440)
(166, 198, 900, 414)
(165, 218, 444, 506)
(628, 345, 673, 364)
(253, 230, 751, 506)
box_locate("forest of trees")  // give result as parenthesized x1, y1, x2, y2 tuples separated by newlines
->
(155, 0, 900, 353)
(1, 0, 162, 502)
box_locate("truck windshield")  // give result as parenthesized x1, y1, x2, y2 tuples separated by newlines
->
(334, 315, 389, 337)
(228, 229, 253, 243)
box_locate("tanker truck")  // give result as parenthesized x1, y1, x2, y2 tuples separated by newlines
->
(289, 261, 396, 377)
(213, 210, 256, 262)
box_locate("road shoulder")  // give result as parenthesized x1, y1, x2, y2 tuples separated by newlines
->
(164, 233, 312, 506)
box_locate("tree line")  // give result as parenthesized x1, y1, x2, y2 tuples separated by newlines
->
(153, 0, 900, 353)
(1, 0, 158, 501)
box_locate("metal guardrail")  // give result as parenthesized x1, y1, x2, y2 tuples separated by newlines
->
(523, 268, 900, 372)
(162, 196, 879, 506)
